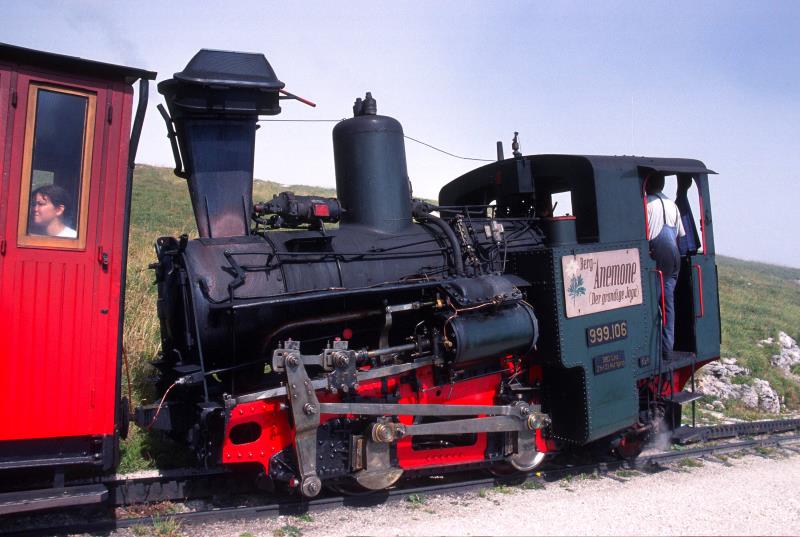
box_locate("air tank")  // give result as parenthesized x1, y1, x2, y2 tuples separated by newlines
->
(333, 93, 412, 233)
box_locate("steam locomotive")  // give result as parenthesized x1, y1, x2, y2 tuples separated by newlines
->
(0, 44, 719, 509)
(135, 50, 720, 497)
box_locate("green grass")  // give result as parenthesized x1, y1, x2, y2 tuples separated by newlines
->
(405, 493, 427, 507)
(754, 446, 777, 458)
(151, 515, 183, 537)
(677, 457, 704, 469)
(521, 479, 545, 490)
(273, 524, 302, 537)
(717, 255, 800, 408)
(615, 469, 640, 478)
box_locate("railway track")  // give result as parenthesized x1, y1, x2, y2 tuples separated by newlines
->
(3, 422, 800, 537)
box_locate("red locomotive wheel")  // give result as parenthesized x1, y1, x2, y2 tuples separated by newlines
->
(614, 433, 645, 460)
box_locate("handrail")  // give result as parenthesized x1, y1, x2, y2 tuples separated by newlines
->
(653, 269, 666, 327)
(694, 263, 705, 318)
(698, 190, 708, 256)
(156, 104, 188, 179)
(642, 173, 651, 240)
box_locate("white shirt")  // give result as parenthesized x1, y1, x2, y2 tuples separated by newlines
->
(646, 193, 685, 240)
(57, 226, 77, 238)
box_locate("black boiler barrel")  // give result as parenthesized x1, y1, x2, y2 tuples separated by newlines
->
(333, 94, 412, 233)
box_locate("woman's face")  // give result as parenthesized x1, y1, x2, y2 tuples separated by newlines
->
(32, 193, 63, 227)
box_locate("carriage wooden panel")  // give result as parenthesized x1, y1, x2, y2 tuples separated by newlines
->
(0, 64, 132, 442)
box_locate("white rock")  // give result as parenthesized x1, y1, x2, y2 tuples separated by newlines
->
(770, 331, 800, 372)
(758, 337, 774, 347)
(698, 363, 781, 414)
(752, 379, 781, 414)
(738, 385, 759, 409)
(721, 357, 738, 365)
(703, 360, 751, 381)
(779, 331, 796, 349)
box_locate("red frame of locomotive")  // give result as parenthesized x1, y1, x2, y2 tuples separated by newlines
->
(222, 360, 552, 472)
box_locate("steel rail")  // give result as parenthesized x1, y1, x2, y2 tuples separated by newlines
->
(5, 432, 800, 536)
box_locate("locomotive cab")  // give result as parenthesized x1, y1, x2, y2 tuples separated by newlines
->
(441, 154, 720, 447)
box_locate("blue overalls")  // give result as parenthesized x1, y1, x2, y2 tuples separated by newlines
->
(650, 197, 680, 352)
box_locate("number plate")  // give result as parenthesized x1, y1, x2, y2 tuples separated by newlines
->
(586, 320, 628, 347)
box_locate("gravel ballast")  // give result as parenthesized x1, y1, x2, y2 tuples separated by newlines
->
(107, 450, 800, 537)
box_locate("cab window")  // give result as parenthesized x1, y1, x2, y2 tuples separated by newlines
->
(647, 174, 704, 255)
(17, 84, 95, 249)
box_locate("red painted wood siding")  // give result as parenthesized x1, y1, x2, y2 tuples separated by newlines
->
(0, 65, 132, 441)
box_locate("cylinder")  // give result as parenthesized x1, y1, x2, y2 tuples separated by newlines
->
(333, 94, 412, 233)
(448, 302, 539, 363)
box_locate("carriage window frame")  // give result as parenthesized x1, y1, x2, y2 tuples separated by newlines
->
(16, 83, 96, 250)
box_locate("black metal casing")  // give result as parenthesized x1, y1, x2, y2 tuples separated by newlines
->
(333, 93, 412, 233)
(148, 53, 543, 439)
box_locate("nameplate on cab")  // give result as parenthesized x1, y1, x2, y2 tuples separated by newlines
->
(593, 351, 626, 375)
(561, 248, 643, 318)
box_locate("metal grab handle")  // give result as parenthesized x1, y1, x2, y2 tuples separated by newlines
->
(642, 173, 652, 240)
(653, 269, 666, 327)
(156, 104, 188, 179)
(694, 264, 705, 318)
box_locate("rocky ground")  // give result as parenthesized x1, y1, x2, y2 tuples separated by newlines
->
(103, 449, 800, 537)
(698, 331, 800, 415)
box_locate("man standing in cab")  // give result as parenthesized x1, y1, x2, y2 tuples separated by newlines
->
(646, 175, 685, 356)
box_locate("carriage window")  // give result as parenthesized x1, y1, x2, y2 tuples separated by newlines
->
(17, 84, 95, 249)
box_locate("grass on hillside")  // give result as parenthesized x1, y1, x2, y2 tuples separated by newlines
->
(716, 255, 800, 409)
(119, 165, 800, 470)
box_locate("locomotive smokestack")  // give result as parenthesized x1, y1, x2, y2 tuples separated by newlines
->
(333, 93, 412, 233)
(158, 49, 285, 238)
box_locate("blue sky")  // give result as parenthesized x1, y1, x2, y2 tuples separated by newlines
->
(4, 1, 799, 266)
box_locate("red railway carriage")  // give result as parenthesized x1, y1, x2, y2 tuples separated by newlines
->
(0, 44, 154, 485)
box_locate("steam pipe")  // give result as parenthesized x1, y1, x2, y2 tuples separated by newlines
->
(418, 213, 465, 277)
(260, 308, 385, 358)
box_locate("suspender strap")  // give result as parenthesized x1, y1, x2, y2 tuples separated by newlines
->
(658, 196, 668, 225)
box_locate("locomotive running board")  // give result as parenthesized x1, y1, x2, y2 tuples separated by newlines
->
(0, 484, 108, 515)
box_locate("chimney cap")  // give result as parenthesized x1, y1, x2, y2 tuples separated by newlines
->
(171, 49, 285, 90)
